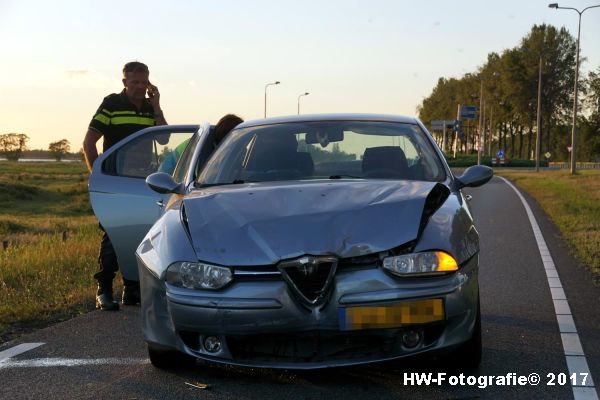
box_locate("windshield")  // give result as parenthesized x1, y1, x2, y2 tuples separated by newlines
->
(197, 121, 446, 186)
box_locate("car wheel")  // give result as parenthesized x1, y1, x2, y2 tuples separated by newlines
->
(147, 345, 196, 370)
(453, 297, 482, 369)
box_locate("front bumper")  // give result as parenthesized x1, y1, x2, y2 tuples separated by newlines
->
(138, 256, 479, 369)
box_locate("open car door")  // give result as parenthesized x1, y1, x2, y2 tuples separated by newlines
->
(88, 124, 205, 281)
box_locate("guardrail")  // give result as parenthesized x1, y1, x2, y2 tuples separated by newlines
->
(549, 162, 600, 169)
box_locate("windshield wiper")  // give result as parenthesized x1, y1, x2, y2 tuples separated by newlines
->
(329, 175, 363, 179)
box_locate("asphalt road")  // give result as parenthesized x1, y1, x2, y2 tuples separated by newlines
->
(1, 175, 599, 400)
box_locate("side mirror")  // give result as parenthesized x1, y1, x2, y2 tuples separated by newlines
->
(146, 172, 184, 194)
(452, 165, 493, 191)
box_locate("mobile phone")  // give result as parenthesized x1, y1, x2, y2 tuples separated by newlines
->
(147, 82, 157, 98)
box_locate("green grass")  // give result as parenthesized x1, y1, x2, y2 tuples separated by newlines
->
(0, 161, 106, 343)
(0, 224, 102, 339)
(498, 170, 600, 282)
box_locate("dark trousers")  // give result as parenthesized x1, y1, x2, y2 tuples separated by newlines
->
(94, 226, 138, 291)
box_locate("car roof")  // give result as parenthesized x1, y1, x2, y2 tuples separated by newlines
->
(236, 113, 419, 129)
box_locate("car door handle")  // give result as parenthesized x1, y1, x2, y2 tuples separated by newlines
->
(156, 200, 165, 208)
(465, 195, 473, 202)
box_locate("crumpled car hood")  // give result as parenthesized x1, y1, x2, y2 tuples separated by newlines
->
(183, 180, 440, 266)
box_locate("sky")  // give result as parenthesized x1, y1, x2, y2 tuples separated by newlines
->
(1, 0, 599, 150)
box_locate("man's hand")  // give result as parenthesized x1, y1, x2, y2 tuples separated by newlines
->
(83, 129, 102, 172)
(147, 82, 167, 125)
(147, 82, 160, 108)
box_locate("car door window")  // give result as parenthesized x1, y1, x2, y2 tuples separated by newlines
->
(172, 132, 200, 183)
(193, 126, 218, 180)
(102, 130, 195, 179)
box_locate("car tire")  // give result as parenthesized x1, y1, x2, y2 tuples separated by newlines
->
(453, 297, 482, 369)
(147, 345, 196, 370)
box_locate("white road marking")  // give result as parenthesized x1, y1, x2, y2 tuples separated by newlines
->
(557, 315, 578, 333)
(573, 388, 599, 400)
(0, 357, 148, 369)
(567, 356, 596, 386)
(554, 300, 572, 315)
(551, 287, 567, 300)
(0, 343, 147, 369)
(499, 176, 597, 400)
(0, 343, 44, 362)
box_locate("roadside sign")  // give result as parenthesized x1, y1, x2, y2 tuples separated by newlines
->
(496, 149, 505, 158)
(430, 120, 458, 130)
(460, 105, 477, 119)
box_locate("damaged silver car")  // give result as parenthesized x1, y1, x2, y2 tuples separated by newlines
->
(88, 114, 493, 370)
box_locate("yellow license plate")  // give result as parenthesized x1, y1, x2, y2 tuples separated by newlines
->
(339, 299, 445, 331)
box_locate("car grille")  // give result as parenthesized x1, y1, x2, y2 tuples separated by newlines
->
(233, 253, 380, 280)
(233, 254, 380, 306)
(226, 326, 444, 363)
(283, 261, 334, 302)
(277, 256, 338, 306)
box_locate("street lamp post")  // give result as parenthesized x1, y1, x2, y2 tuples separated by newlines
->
(264, 81, 280, 118)
(487, 93, 500, 157)
(297, 92, 309, 115)
(536, 55, 542, 172)
(476, 72, 499, 165)
(478, 79, 484, 165)
(518, 43, 545, 172)
(549, 3, 600, 175)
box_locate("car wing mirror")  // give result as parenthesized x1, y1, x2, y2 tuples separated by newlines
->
(452, 165, 493, 191)
(146, 172, 184, 194)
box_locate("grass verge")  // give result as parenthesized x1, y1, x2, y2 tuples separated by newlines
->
(0, 161, 110, 343)
(497, 170, 600, 282)
(0, 222, 101, 341)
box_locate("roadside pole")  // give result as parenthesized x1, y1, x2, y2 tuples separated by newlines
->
(454, 104, 461, 159)
(442, 121, 447, 153)
(482, 101, 486, 157)
(488, 106, 494, 157)
(477, 80, 483, 165)
(536, 55, 542, 173)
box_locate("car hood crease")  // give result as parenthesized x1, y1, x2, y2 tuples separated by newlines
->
(183, 180, 440, 266)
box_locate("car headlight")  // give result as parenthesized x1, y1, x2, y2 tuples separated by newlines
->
(166, 261, 232, 290)
(382, 251, 458, 276)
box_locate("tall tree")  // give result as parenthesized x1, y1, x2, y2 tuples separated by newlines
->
(48, 139, 71, 161)
(0, 133, 29, 161)
(417, 24, 582, 162)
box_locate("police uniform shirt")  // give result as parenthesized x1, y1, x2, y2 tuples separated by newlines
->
(89, 89, 157, 152)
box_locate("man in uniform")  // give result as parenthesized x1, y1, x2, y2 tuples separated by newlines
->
(83, 61, 167, 311)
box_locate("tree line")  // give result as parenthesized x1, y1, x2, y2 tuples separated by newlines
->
(417, 24, 600, 162)
(0, 134, 79, 161)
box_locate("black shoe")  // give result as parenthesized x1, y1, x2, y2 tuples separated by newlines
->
(96, 291, 120, 311)
(122, 285, 141, 306)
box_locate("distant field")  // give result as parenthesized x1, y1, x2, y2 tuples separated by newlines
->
(0, 161, 106, 343)
(497, 170, 600, 282)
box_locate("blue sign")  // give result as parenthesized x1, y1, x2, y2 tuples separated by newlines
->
(460, 105, 477, 119)
(496, 149, 505, 158)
